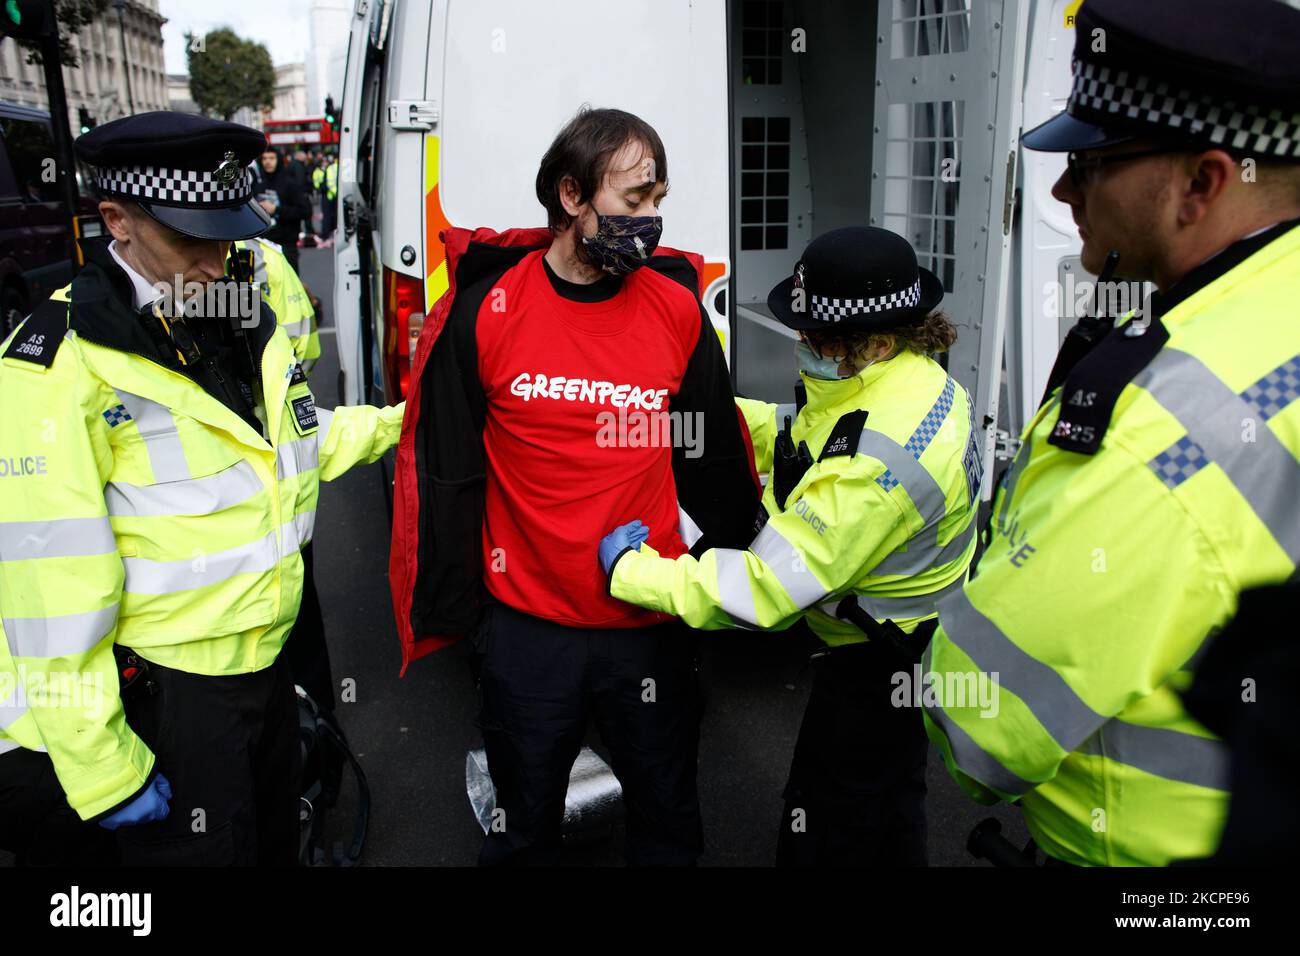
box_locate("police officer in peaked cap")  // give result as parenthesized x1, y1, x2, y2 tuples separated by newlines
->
(77, 111, 275, 240)
(0, 112, 404, 866)
(924, 0, 1300, 866)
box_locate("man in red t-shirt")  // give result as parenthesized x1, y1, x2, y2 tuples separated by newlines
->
(440, 107, 757, 865)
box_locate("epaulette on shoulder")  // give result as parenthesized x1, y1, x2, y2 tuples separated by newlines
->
(1048, 316, 1169, 455)
(2, 299, 70, 370)
(818, 409, 869, 462)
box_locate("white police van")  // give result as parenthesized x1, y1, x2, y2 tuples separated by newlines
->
(333, 0, 1090, 493)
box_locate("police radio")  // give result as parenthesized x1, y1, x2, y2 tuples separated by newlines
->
(228, 246, 255, 285)
(1038, 250, 1120, 408)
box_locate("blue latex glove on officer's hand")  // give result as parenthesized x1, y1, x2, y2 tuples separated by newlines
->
(599, 520, 650, 575)
(99, 773, 172, 830)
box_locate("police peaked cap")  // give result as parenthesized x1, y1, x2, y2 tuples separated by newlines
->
(1022, 0, 1300, 159)
(76, 111, 273, 240)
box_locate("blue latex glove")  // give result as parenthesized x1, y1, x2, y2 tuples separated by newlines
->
(99, 773, 172, 831)
(599, 520, 649, 575)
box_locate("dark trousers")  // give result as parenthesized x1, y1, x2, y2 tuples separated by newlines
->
(776, 637, 930, 866)
(285, 543, 334, 710)
(473, 601, 704, 866)
(117, 652, 300, 866)
(321, 195, 336, 238)
(0, 748, 118, 866)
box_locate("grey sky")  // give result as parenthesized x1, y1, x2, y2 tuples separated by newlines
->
(160, 0, 314, 75)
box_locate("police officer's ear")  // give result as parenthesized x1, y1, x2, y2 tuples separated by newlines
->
(99, 199, 137, 243)
(1175, 149, 1240, 227)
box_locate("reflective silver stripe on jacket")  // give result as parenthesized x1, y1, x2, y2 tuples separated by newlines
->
(0, 516, 117, 561)
(852, 572, 967, 622)
(1136, 348, 1300, 563)
(0, 683, 28, 732)
(749, 521, 828, 608)
(866, 377, 975, 577)
(677, 503, 703, 550)
(1080, 720, 1229, 792)
(3, 604, 118, 659)
(281, 318, 311, 339)
(122, 515, 310, 595)
(937, 588, 1103, 751)
(283, 509, 315, 551)
(874, 518, 976, 578)
(860, 429, 949, 576)
(106, 460, 263, 518)
(0, 739, 40, 755)
(921, 641, 1035, 796)
(715, 548, 758, 627)
(773, 403, 797, 430)
(276, 435, 320, 481)
(114, 390, 189, 482)
(314, 407, 334, 455)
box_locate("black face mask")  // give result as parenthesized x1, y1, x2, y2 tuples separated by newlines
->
(577, 205, 664, 275)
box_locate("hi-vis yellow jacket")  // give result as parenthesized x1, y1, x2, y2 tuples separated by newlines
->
(923, 221, 1300, 866)
(610, 348, 981, 644)
(324, 162, 338, 202)
(239, 237, 320, 372)
(0, 247, 402, 820)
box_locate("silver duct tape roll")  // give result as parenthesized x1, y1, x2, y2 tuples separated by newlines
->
(466, 746, 624, 836)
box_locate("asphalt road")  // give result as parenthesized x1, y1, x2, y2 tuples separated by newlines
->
(0, 238, 1028, 868)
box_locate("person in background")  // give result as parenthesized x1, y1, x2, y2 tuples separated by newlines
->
(292, 148, 316, 245)
(318, 155, 338, 248)
(257, 147, 311, 273)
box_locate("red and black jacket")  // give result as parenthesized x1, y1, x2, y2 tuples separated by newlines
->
(389, 226, 761, 673)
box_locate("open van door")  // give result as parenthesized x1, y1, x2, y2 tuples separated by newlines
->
(334, 0, 393, 407)
(870, 0, 1027, 498)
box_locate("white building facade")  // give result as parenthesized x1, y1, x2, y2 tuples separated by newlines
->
(0, 0, 168, 129)
(273, 62, 308, 119)
(305, 0, 350, 115)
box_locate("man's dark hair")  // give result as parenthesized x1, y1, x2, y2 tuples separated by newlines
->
(535, 106, 668, 232)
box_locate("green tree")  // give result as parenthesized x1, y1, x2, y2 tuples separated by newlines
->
(186, 27, 275, 121)
(11, 0, 110, 67)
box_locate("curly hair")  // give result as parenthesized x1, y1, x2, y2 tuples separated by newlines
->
(804, 310, 958, 362)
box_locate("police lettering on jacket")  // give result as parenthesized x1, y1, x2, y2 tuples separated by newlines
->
(0, 454, 48, 477)
(508, 371, 668, 411)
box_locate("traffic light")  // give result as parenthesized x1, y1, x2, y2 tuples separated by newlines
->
(0, 0, 50, 40)
(78, 107, 95, 134)
(324, 95, 338, 130)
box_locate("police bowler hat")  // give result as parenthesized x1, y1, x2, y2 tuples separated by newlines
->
(767, 227, 945, 333)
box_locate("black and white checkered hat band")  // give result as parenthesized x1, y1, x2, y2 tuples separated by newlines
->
(809, 278, 921, 323)
(91, 165, 254, 206)
(1071, 60, 1300, 159)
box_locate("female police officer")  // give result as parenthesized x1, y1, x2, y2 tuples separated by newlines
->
(598, 226, 984, 865)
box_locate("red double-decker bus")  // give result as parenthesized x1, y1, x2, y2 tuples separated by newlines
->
(263, 117, 339, 149)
